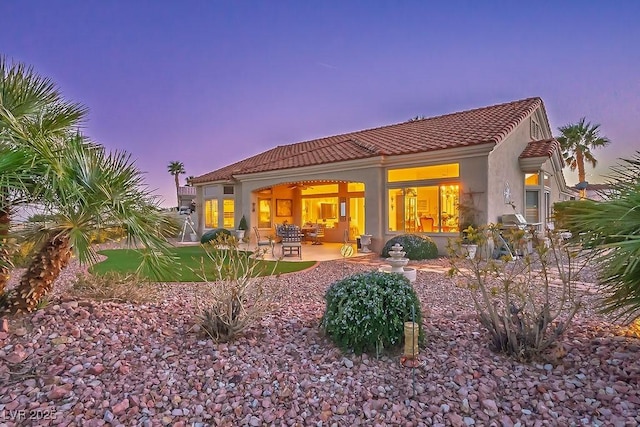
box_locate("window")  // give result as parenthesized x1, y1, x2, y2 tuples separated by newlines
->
(347, 182, 365, 192)
(301, 197, 339, 227)
(525, 173, 539, 185)
(388, 164, 459, 183)
(205, 199, 218, 228)
(545, 191, 551, 224)
(300, 184, 338, 195)
(531, 119, 542, 139)
(223, 199, 234, 228)
(223, 186, 234, 195)
(388, 184, 459, 233)
(525, 190, 539, 223)
(258, 198, 271, 228)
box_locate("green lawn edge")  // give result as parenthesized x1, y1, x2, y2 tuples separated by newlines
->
(90, 246, 315, 282)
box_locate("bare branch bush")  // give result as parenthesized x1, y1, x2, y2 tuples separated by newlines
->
(448, 225, 592, 361)
(70, 272, 159, 303)
(194, 235, 281, 342)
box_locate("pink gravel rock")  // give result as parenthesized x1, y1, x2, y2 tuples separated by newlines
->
(112, 398, 130, 415)
(0, 258, 637, 426)
(47, 384, 72, 400)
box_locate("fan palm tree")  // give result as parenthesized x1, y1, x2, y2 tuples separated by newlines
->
(554, 152, 640, 322)
(167, 161, 185, 209)
(557, 117, 611, 198)
(0, 57, 86, 296)
(2, 134, 177, 313)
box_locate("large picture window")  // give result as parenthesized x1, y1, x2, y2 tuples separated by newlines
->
(388, 184, 459, 233)
(205, 199, 218, 228)
(387, 164, 460, 233)
(223, 199, 235, 228)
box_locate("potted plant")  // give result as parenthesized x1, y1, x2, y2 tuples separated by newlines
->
(458, 193, 481, 259)
(461, 225, 479, 259)
(235, 215, 248, 240)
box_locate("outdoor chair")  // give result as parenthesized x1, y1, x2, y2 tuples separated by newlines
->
(253, 226, 273, 255)
(280, 225, 302, 258)
(309, 223, 326, 245)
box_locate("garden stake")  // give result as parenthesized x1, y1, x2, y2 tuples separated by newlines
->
(412, 305, 416, 397)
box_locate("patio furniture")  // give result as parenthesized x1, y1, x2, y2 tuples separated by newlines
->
(280, 225, 303, 258)
(309, 223, 326, 245)
(253, 226, 274, 255)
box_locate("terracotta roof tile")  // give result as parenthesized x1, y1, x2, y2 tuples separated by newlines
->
(519, 139, 559, 159)
(193, 97, 543, 183)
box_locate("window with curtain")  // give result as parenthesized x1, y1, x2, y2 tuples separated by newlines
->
(258, 198, 271, 228)
(223, 199, 235, 228)
(387, 184, 459, 233)
(205, 199, 218, 228)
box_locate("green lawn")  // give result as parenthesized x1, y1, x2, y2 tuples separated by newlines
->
(91, 246, 315, 282)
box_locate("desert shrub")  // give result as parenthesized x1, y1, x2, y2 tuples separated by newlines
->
(448, 226, 588, 361)
(200, 228, 231, 244)
(321, 271, 423, 355)
(381, 234, 438, 260)
(195, 235, 280, 342)
(88, 226, 127, 244)
(70, 272, 158, 303)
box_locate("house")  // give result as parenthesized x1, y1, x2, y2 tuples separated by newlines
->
(177, 186, 196, 211)
(191, 97, 573, 254)
(572, 183, 614, 201)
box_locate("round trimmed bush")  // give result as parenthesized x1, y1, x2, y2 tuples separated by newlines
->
(321, 271, 423, 355)
(200, 228, 231, 244)
(382, 234, 438, 260)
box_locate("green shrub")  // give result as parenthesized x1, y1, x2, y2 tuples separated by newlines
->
(381, 234, 438, 260)
(321, 271, 423, 355)
(200, 228, 231, 244)
(238, 215, 248, 231)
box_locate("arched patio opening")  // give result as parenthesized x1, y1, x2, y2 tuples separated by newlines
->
(252, 180, 365, 243)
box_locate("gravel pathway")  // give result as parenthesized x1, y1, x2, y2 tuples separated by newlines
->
(1, 256, 639, 426)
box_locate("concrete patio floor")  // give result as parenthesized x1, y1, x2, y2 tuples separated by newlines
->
(241, 241, 375, 262)
(173, 239, 377, 263)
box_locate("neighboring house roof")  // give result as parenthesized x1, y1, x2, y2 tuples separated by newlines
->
(177, 186, 196, 196)
(519, 139, 560, 159)
(192, 97, 544, 184)
(580, 183, 613, 191)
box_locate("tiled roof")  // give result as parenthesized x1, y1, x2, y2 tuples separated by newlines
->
(193, 97, 543, 184)
(519, 139, 559, 159)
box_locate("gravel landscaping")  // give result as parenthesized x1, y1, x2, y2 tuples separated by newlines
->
(1, 256, 639, 426)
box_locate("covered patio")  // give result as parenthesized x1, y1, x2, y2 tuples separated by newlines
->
(239, 241, 374, 262)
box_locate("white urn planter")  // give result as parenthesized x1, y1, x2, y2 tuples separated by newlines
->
(234, 229, 246, 240)
(461, 244, 478, 260)
(359, 234, 372, 253)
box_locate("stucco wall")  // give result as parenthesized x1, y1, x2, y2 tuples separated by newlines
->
(486, 116, 537, 223)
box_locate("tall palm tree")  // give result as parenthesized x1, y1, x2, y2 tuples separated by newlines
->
(0, 57, 86, 296)
(557, 117, 611, 198)
(3, 134, 176, 313)
(167, 161, 185, 208)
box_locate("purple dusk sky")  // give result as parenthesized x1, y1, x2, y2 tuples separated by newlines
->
(3, 1, 639, 207)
